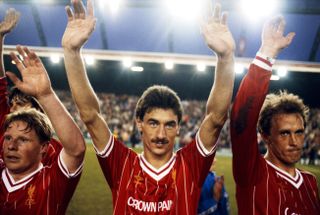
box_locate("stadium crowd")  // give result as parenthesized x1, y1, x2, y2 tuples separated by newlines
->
(56, 90, 319, 165)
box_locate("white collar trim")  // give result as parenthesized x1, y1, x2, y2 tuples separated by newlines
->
(266, 160, 303, 189)
(2, 163, 43, 193)
(139, 153, 176, 181)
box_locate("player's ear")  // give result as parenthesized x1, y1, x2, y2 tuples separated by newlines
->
(176, 125, 180, 136)
(135, 118, 142, 132)
(40, 142, 48, 155)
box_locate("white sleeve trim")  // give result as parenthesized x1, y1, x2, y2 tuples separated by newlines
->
(58, 150, 83, 178)
(93, 131, 114, 158)
(252, 59, 272, 71)
(196, 130, 216, 157)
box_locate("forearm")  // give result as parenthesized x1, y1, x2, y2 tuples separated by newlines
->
(206, 54, 234, 126)
(198, 54, 234, 150)
(63, 48, 110, 152)
(37, 91, 85, 157)
(63, 49, 100, 122)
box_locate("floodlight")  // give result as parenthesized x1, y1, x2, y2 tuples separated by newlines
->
(166, 0, 202, 21)
(240, 0, 278, 21)
(165, 61, 174, 70)
(85, 56, 95, 66)
(277, 66, 287, 77)
(235, 63, 245, 74)
(131, 66, 144, 72)
(197, 63, 206, 72)
(123, 58, 133, 68)
(270, 75, 280, 81)
(50, 55, 60, 64)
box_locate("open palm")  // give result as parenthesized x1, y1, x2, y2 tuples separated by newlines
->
(7, 46, 52, 98)
(202, 4, 235, 57)
(62, 0, 96, 50)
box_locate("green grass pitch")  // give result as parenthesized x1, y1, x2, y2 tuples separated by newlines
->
(66, 144, 320, 215)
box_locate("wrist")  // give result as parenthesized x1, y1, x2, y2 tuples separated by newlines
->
(258, 46, 279, 59)
(63, 47, 82, 57)
(217, 51, 234, 62)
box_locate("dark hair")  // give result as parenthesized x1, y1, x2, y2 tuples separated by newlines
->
(4, 109, 53, 143)
(135, 85, 183, 123)
(258, 90, 309, 135)
(9, 87, 44, 113)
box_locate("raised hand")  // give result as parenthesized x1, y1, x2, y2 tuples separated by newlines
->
(259, 15, 295, 58)
(0, 8, 20, 37)
(62, 0, 96, 51)
(6, 46, 52, 99)
(201, 3, 235, 59)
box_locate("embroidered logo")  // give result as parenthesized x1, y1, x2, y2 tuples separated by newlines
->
(134, 174, 144, 187)
(25, 185, 36, 209)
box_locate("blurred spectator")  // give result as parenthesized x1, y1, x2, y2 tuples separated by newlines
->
(198, 159, 230, 215)
(55, 90, 320, 166)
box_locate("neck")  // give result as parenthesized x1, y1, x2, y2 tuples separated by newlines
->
(264, 153, 296, 177)
(8, 163, 42, 182)
(142, 152, 174, 169)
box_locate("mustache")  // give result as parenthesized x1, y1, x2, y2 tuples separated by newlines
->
(151, 138, 169, 145)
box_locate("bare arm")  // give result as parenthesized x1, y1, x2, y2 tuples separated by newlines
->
(199, 3, 235, 150)
(6, 46, 85, 173)
(0, 8, 20, 77)
(62, 0, 109, 152)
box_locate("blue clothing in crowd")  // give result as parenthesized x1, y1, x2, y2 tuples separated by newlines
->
(197, 171, 229, 215)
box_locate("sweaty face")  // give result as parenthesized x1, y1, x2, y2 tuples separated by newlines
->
(137, 108, 179, 160)
(264, 113, 305, 167)
(10, 96, 33, 112)
(3, 120, 46, 177)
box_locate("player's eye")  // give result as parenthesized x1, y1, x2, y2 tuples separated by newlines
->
(4, 135, 12, 141)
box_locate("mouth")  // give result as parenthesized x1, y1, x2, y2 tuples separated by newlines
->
(5, 155, 20, 162)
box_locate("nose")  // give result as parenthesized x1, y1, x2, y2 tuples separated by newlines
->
(289, 134, 298, 146)
(5, 139, 18, 151)
(156, 125, 166, 139)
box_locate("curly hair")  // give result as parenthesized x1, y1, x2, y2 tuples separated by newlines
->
(258, 90, 309, 135)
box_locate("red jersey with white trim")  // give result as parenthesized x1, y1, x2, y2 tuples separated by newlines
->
(96, 132, 216, 214)
(230, 54, 320, 215)
(0, 152, 82, 215)
(0, 77, 63, 167)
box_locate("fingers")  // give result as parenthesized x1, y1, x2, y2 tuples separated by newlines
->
(87, 0, 94, 18)
(72, 0, 84, 19)
(65, 6, 74, 22)
(285, 32, 296, 46)
(213, 3, 221, 21)
(11, 45, 39, 70)
(16, 45, 31, 67)
(6, 71, 22, 87)
(10, 51, 25, 72)
(221, 12, 228, 25)
(78, 0, 86, 19)
(276, 16, 286, 34)
(69, 0, 90, 20)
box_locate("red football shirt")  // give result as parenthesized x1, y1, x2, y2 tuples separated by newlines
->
(231, 55, 320, 215)
(0, 151, 82, 215)
(0, 77, 63, 166)
(95, 132, 216, 214)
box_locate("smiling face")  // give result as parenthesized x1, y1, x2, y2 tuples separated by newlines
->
(3, 120, 47, 177)
(137, 108, 179, 162)
(263, 113, 305, 168)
